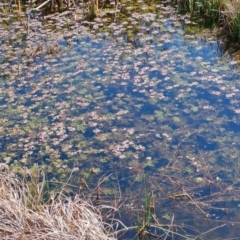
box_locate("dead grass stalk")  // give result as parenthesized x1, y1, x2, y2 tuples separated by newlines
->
(0, 164, 116, 240)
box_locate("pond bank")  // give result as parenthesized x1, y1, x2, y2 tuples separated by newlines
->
(0, 164, 117, 240)
(173, 0, 240, 58)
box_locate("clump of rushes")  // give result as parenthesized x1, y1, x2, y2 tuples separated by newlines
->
(175, 0, 240, 40)
(221, 0, 240, 39)
(176, 0, 222, 17)
(0, 164, 116, 240)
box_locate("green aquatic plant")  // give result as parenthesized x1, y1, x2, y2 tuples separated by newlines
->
(57, 0, 63, 11)
(154, 110, 164, 120)
(188, 0, 195, 16)
(143, 158, 154, 168)
(173, 116, 181, 123)
(190, 105, 199, 112)
(89, 0, 97, 19)
(136, 175, 153, 240)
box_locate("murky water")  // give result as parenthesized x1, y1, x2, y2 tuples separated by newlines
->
(1, 1, 240, 239)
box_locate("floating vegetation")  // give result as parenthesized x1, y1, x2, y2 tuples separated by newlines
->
(1, 0, 240, 238)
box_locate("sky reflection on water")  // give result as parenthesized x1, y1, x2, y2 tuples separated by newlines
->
(1, 4, 240, 238)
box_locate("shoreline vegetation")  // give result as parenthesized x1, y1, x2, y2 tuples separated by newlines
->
(175, 0, 240, 44)
(1, 0, 240, 43)
(0, 164, 117, 240)
(0, 164, 230, 239)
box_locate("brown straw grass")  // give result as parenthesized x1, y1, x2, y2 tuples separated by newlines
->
(0, 164, 116, 240)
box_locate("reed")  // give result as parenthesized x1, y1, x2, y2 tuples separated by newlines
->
(88, 0, 98, 19)
(221, 0, 240, 39)
(17, 0, 21, 14)
(174, 0, 240, 40)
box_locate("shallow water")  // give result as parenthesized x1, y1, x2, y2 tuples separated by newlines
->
(1, 2, 240, 239)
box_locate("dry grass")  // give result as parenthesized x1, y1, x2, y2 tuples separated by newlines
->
(221, 0, 240, 39)
(0, 164, 116, 240)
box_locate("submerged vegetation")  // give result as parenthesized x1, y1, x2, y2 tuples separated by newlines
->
(1, 0, 240, 238)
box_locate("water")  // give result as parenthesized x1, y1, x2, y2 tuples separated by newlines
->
(1, 2, 240, 239)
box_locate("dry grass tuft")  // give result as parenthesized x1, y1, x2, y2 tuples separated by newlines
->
(0, 164, 116, 240)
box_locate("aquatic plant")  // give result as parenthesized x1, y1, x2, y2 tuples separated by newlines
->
(1, 0, 240, 238)
(221, 0, 240, 40)
(136, 176, 153, 240)
(174, 0, 240, 40)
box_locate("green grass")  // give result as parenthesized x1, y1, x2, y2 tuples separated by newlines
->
(175, 0, 240, 40)
(221, 0, 240, 39)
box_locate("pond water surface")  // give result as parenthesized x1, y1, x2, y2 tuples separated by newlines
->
(1, 1, 240, 239)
